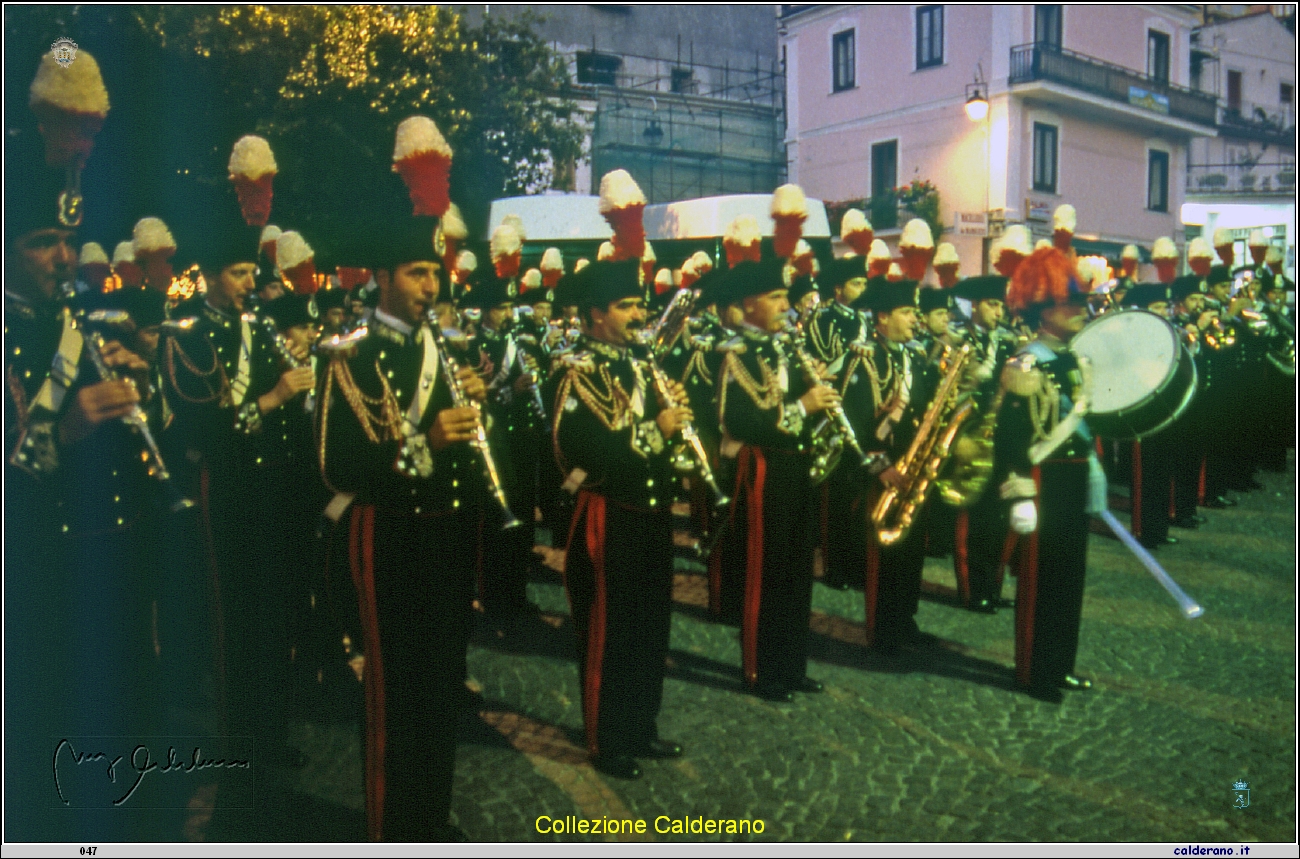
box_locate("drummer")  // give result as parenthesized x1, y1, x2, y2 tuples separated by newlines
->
(1120, 284, 1180, 550)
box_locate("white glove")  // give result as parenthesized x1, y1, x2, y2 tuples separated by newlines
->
(1010, 499, 1038, 535)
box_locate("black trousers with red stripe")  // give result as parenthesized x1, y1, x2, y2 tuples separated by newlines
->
(565, 496, 674, 757)
(1017, 460, 1090, 689)
(962, 487, 1009, 605)
(348, 504, 475, 842)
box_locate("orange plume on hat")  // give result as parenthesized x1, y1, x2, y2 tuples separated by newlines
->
(277, 231, 318, 295)
(228, 135, 278, 227)
(392, 116, 453, 217)
(1006, 246, 1078, 314)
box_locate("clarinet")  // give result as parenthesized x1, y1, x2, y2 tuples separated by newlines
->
(80, 308, 194, 513)
(262, 318, 315, 413)
(429, 318, 521, 529)
(780, 318, 870, 468)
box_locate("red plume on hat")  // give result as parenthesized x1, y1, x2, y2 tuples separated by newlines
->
(1006, 246, 1080, 314)
(30, 49, 111, 226)
(598, 169, 647, 261)
(228, 136, 278, 228)
(277, 231, 318, 295)
(723, 215, 762, 266)
(839, 208, 874, 257)
(338, 267, 371, 293)
(770, 184, 807, 259)
(393, 116, 453, 217)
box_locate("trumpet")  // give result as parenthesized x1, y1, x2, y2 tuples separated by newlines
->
(429, 319, 521, 530)
(80, 308, 194, 513)
(779, 319, 869, 485)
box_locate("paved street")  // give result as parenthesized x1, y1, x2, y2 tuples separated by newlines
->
(266, 463, 1293, 843)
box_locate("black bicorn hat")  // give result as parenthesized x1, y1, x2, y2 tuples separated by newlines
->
(918, 286, 953, 314)
(823, 255, 867, 288)
(103, 286, 167, 329)
(1206, 265, 1232, 288)
(713, 258, 789, 308)
(952, 274, 1009, 303)
(577, 259, 644, 313)
(461, 269, 514, 310)
(263, 292, 320, 329)
(1124, 282, 1172, 308)
(864, 278, 919, 315)
(315, 287, 349, 312)
(1168, 275, 1203, 305)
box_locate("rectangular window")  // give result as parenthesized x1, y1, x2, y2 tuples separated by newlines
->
(1034, 5, 1062, 50)
(576, 51, 622, 86)
(915, 6, 944, 69)
(832, 29, 855, 92)
(1148, 150, 1170, 212)
(1227, 69, 1242, 113)
(871, 140, 898, 229)
(1147, 30, 1170, 85)
(1282, 82, 1293, 104)
(1032, 122, 1058, 194)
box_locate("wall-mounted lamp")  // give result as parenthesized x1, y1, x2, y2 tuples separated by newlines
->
(643, 119, 665, 145)
(965, 81, 988, 122)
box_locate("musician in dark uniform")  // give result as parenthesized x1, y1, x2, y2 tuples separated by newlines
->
(1200, 266, 1247, 506)
(550, 258, 691, 780)
(996, 247, 1105, 702)
(316, 210, 485, 841)
(162, 208, 318, 836)
(1167, 277, 1212, 529)
(950, 275, 1018, 611)
(5, 153, 161, 842)
(714, 259, 840, 700)
(466, 272, 542, 622)
(837, 278, 939, 652)
(805, 255, 868, 363)
(814, 256, 872, 591)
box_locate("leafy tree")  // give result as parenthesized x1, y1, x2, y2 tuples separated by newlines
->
(6, 5, 583, 262)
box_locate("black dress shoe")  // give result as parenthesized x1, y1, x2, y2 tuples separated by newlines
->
(1059, 674, 1093, 691)
(969, 599, 997, 614)
(1027, 685, 1064, 704)
(795, 677, 824, 693)
(592, 754, 642, 779)
(1138, 535, 1178, 550)
(991, 596, 1015, 609)
(633, 739, 684, 759)
(753, 683, 794, 703)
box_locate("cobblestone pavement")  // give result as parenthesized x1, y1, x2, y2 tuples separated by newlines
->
(270, 462, 1295, 844)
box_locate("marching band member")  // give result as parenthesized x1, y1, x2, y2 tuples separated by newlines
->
(995, 247, 1105, 702)
(550, 258, 690, 779)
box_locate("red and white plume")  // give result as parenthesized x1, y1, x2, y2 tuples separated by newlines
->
(490, 223, 523, 279)
(598, 169, 647, 261)
(259, 225, 282, 267)
(441, 203, 468, 274)
(723, 215, 762, 266)
(392, 116, 453, 217)
(540, 247, 564, 288)
(112, 240, 142, 288)
(770, 184, 807, 259)
(839, 208, 874, 257)
(29, 50, 110, 169)
(276, 231, 318, 295)
(228, 135, 278, 227)
(78, 242, 111, 289)
(133, 217, 176, 290)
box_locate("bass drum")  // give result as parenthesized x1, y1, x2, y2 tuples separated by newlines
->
(1070, 308, 1197, 440)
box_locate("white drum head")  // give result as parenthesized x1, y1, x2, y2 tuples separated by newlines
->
(1071, 310, 1177, 414)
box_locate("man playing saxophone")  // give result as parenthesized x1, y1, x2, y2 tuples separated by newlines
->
(835, 278, 940, 655)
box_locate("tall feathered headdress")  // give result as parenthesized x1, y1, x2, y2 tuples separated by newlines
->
(599, 169, 647, 261)
(29, 49, 110, 226)
(277, 231, 318, 295)
(770, 184, 807, 259)
(839, 208, 873, 257)
(723, 215, 762, 266)
(392, 116, 453, 217)
(1006, 246, 1082, 314)
(228, 135, 278, 228)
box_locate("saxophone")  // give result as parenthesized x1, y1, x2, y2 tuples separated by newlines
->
(871, 341, 975, 546)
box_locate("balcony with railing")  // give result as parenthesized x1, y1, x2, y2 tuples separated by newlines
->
(1218, 101, 1296, 146)
(1187, 161, 1297, 196)
(1009, 43, 1218, 129)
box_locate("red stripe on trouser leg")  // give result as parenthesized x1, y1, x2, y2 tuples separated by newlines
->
(1131, 440, 1143, 538)
(863, 487, 880, 647)
(1169, 477, 1176, 521)
(1197, 457, 1206, 506)
(350, 505, 386, 842)
(581, 492, 608, 755)
(1014, 468, 1042, 688)
(998, 531, 1018, 592)
(954, 509, 971, 605)
(738, 447, 767, 687)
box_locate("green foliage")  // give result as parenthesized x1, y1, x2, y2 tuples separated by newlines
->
(895, 179, 943, 242)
